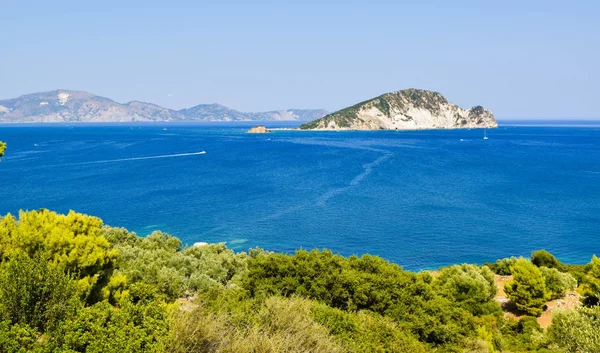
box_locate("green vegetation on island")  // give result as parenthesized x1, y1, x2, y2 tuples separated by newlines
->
(0, 208, 598, 352)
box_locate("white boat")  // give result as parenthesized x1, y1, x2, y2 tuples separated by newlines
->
(483, 129, 489, 140)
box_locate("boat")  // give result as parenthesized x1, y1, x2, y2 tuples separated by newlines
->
(483, 129, 489, 140)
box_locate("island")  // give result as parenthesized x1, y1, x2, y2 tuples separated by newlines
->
(247, 125, 271, 133)
(299, 88, 497, 131)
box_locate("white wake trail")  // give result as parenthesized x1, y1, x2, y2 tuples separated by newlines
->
(66, 151, 206, 165)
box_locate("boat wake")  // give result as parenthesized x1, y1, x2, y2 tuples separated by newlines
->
(316, 150, 393, 207)
(65, 151, 206, 166)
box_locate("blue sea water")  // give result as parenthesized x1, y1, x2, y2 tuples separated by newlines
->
(0, 121, 599, 271)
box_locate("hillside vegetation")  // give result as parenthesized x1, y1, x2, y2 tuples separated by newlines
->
(0, 209, 599, 352)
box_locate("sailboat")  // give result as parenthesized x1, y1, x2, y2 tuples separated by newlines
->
(483, 129, 489, 140)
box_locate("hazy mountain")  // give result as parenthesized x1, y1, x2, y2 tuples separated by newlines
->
(0, 90, 327, 123)
(300, 89, 497, 130)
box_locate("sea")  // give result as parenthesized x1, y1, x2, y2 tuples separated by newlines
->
(1, 120, 599, 271)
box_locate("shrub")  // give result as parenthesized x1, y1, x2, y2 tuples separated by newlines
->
(56, 298, 172, 353)
(311, 303, 427, 353)
(244, 249, 476, 345)
(169, 296, 343, 353)
(434, 264, 500, 315)
(540, 267, 577, 300)
(532, 250, 563, 270)
(549, 306, 600, 353)
(581, 255, 600, 306)
(488, 257, 518, 275)
(504, 259, 549, 316)
(101, 227, 247, 299)
(0, 254, 80, 333)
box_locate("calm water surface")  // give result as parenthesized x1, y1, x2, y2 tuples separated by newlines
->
(1, 121, 598, 270)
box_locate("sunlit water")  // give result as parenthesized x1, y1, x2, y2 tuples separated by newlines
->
(1, 121, 599, 270)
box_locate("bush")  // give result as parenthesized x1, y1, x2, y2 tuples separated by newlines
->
(532, 250, 563, 270)
(549, 306, 600, 353)
(0, 254, 80, 333)
(57, 298, 172, 353)
(434, 264, 501, 315)
(0, 321, 45, 353)
(312, 303, 427, 353)
(244, 249, 476, 345)
(488, 257, 518, 275)
(581, 255, 600, 306)
(169, 296, 343, 353)
(540, 267, 577, 300)
(504, 259, 549, 316)
(101, 227, 247, 300)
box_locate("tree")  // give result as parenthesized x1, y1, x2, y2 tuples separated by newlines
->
(531, 250, 562, 270)
(582, 255, 600, 306)
(0, 141, 5, 161)
(540, 266, 577, 300)
(0, 209, 119, 303)
(504, 259, 549, 316)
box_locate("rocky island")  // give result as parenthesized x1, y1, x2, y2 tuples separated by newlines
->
(299, 88, 497, 131)
(247, 125, 271, 133)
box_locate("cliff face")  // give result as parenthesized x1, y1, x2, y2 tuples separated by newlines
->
(300, 89, 497, 130)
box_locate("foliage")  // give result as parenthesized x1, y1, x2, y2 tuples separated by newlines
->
(549, 306, 600, 353)
(581, 255, 600, 306)
(0, 321, 46, 353)
(434, 264, 501, 315)
(55, 298, 172, 353)
(0, 210, 594, 352)
(0, 254, 80, 333)
(169, 296, 344, 353)
(532, 250, 563, 270)
(540, 266, 577, 300)
(102, 227, 248, 300)
(487, 257, 518, 275)
(311, 303, 427, 353)
(505, 258, 550, 316)
(0, 141, 5, 161)
(243, 249, 481, 345)
(0, 209, 118, 302)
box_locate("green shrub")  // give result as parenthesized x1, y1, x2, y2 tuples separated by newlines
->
(581, 255, 600, 306)
(0, 254, 80, 333)
(56, 298, 171, 353)
(549, 306, 600, 353)
(488, 257, 518, 275)
(434, 264, 501, 315)
(540, 267, 577, 300)
(101, 227, 247, 299)
(312, 303, 427, 353)
(532, 250, 563, 270)
(504, 259, 549, 316)
(0, 321, 45, 353)
(169, 296, 343, 353)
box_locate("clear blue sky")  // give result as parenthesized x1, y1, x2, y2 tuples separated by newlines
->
(1, 0, 598, 118)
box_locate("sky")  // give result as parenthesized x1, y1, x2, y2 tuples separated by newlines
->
(1, 0, 598, 118)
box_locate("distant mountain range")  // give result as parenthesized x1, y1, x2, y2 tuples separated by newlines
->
(0, 90, 328, 123)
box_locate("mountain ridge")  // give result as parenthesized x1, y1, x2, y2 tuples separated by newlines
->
(0, 90, 327, 123)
